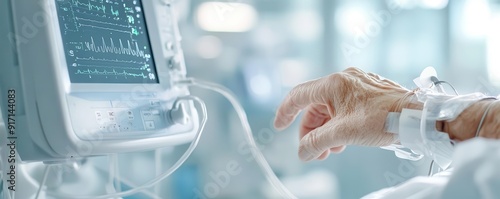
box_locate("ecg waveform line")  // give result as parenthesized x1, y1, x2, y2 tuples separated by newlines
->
(79, 23, 132, 35)
(76, 57, 146, 65)
(75, 69, 148, 79)
(76, 64, 149, 70)
(56, 0, 158, 83)
(63, 0, 141, 36)
(111, 6, 119, 16)
(76, 17, 130, 28)
(74, 10, 114, 20)
(72, 0, 106, 13)
(85, 37, 151, 59)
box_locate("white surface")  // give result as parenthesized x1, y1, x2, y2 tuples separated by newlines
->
(363, 138, 500, 199)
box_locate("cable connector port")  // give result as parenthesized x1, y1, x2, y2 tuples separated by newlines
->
(168, 102, 189, 125)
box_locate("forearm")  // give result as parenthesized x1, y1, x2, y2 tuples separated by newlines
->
(444, 99, 500, 141)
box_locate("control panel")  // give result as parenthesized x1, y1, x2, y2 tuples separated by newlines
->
(67, 93, 193, 140)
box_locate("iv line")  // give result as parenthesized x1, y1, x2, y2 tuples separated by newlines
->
(175, 78, 297, 199)
(46, 78, 297, 198)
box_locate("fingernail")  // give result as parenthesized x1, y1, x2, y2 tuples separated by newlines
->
(298, 149, 315, 162)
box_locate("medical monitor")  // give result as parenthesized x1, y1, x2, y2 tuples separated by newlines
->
(0, 0, 197, 161)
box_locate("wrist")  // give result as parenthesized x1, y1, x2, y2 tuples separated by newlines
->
(389, 90, 424, 113)
(477, 100, 500, 139)
(443, 99, 498, 141)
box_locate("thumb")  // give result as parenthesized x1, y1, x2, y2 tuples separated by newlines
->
(298, 121, 348, 162)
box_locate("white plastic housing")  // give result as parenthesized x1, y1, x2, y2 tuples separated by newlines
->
(0, 0, 198, 162)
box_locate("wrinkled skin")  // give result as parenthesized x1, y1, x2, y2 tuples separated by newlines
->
(274, 67, 411, 161)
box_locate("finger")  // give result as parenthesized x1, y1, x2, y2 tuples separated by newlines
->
(313, 147, 345, 161)
(330, 146, 346, 154)
(343, 67, 363, 74)
(316, 146, 345, 161)
(317, 150, 330, 160)
(298, 121, 350, 161)
(300, 105, 332, 161)
(299, 104, 330, 140)
(274, 78, 329, 130)
(367, 72, 381, 80)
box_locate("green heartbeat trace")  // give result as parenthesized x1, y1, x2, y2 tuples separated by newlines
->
(127, 15, 135, 24)
(131, 28, 139, 36)
(76, 69, 148, 78)
(111, 6, 119, 16)
(72, 0, 106, 13)
(124, 7, 134, 14)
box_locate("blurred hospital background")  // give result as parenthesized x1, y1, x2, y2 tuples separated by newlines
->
(121, 0, 500, 198)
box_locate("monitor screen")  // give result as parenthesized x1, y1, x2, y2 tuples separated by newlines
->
(55, 0, 159, 84)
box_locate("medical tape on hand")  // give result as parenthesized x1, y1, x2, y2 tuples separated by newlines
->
(384, 107, 453, 168)
(416, 91, 496, 168)
(399, 109, 426, 156)
(383, 112, 424, 161)
(386, 91, 495, 168)
(385, 112, 400, 134)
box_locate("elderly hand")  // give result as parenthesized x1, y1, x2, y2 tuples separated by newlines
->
(274, 67, 419, 161)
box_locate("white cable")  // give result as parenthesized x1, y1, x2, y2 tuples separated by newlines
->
(175, 78, 298, 199)
(113, 154, 122, 193)
(35, 165, 51, 199)
(47, 96, 207, 199)
(475, 100, 497, 138)
(46, 79, 296, 198)
(108, 155, 115, 192)
(154, 148, 162, 196)
(107, 153, 122, 195)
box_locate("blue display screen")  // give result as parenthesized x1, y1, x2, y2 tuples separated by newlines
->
(55, 0, 159, 83)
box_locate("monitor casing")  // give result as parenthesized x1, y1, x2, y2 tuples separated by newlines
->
(0, 0, 198, 162)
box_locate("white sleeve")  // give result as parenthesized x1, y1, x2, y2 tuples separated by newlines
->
(363, 138, 500, 199)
